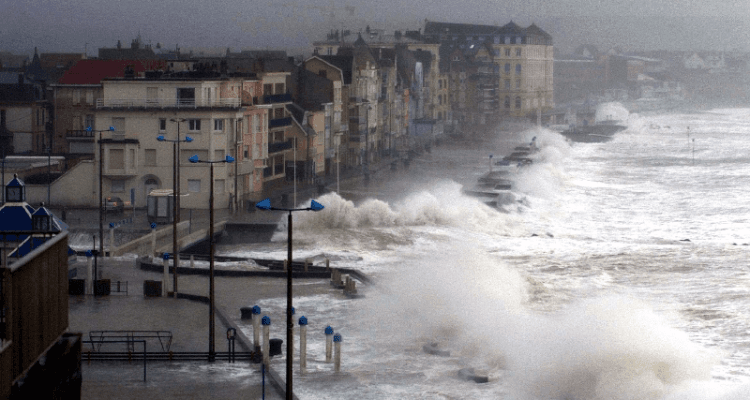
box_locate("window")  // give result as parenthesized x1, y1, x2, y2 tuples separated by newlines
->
(85, 89, 94, 104)
(159, 118, 166, 132)
(243, 145, 249, 159)
(504, 48, 510, 57)
(177, 88, 195, 106)
(516, 64, 522, 74)
(85, 115, 95, 130)
(515, 96, 522, 109)
(275, 83, 284, 94)
(504, 36, 510, 44)
(252, 114, 259, 133)
(145, 149, 156, 166)
(214, 119, 224, 132)
(515, 48, 522, 57)
(504, 79, 511, 90)
(274, 107, 284, 119)
(438, 80, 443, 89)
(73, 89, 81, 104)
(263, 84, 272, 95)
(516, 79, 521, 89)
(130, 149, 135, 169)
(147, 87, 158, 104)
(515, 36, 522, 44)
(188, 179, 201, 193)
(504, 63, 510, 73)
(505, 96, 511, 109)
(188, 119, 201, 131)
(109, 149, 124, 169)
(111, 180, 125, 193)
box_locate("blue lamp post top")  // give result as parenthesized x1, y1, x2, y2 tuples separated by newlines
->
(255, 198, 325, 212)
(262, 316, 271, 326)
(299, 316, 308, 326)
(325, 326, 334, 335)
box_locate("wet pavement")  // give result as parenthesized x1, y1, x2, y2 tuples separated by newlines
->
(69, 256, 297, 399)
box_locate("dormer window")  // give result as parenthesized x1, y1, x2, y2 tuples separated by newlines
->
(32, 211, 50, 231)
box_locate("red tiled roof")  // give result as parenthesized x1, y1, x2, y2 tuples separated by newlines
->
(58, 59, 166, 85)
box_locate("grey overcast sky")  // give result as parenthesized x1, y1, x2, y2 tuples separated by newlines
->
(2, 0, 749, 55)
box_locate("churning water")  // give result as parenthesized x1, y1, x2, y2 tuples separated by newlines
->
(223, 107, 750, 399)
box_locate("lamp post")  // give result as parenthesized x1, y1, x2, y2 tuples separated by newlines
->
(255, 197, 324, 400)
(87, 125, 115, 258)
(158, 121, 193, 298)
(188, 153, 235, 362)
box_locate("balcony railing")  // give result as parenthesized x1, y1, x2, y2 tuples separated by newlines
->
(262, 93, 292, 104)
(268, 140, 293, 154)
(268, 117, 292, 130)
(66, 129, 95, 139)
(96, 98, 241, 109)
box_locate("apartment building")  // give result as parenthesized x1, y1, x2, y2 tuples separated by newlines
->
(423, 20, 554, 119)
(92, 70, 252, 210)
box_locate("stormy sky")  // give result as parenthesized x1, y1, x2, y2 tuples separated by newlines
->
(3, 0, 749, 56)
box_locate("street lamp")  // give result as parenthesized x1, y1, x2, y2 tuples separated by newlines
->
(188, 153, 235, 362)
(158, 121, 193, 298)
(255, 197, 324, 400)
(87, 125, 115, 258)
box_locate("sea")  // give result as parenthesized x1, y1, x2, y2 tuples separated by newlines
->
(219, 105, 750, 400)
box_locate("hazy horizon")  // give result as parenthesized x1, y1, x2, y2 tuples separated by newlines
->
(3, 0, 749, 57)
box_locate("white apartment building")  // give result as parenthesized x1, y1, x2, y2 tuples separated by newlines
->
(91, 73, 252, 210)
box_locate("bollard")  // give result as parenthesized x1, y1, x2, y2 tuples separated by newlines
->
(262, 315, 271, 367)
(86, 250, 94, 295)
(304, 259, 309, 273)
(109, 222, 115, 254)
(299, 316, 308, 373)
(344, 276, 357, 296)
(162, 253, 170, 296)
(283, 259, 288, 272)
(325, 326, 334, 363)
(333, 333, 342, 372)
(150, 222, 157, 256)
(252, 306, 262, 351)
(190, 254, 195, 269)
(326, 258, 330, 271)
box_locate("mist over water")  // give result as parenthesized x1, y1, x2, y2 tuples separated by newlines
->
(227, 108, 750, 399)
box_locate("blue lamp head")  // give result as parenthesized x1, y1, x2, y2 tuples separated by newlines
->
(333, 333, 342, 342)
(255, 198, 272, 210)
(310, 199, 324, 211)
(157, 135, 165, 141)
(225, 155, 235, 163)
(85, 126, 92, 132)
(150, 222, 157, 229)
(261, 316, 271, 326)
(162, 253, 170, 261)
(325, 326, 334, 335)
(252, 305, 261, 314)
(85, 250, 93, 257)
(189, 155, 200, 163)
(299, 316, 308, 326)
(291, 307, 295, 315)
(185, 136, 194, 142)
(108, 126, 115, 131)
(109, 222, 115, 228)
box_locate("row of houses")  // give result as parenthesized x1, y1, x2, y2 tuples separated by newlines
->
(0, 20, 555, 210)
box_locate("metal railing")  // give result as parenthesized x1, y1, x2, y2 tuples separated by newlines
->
(96, 98, 241, 109)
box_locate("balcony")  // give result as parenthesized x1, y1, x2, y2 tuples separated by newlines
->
(262, 93, 292, 104)
(66, 129, 95, 139)
(268, 140, 292, 154)
(96, 98, 241, 109)
(268, 117, 292, 130)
